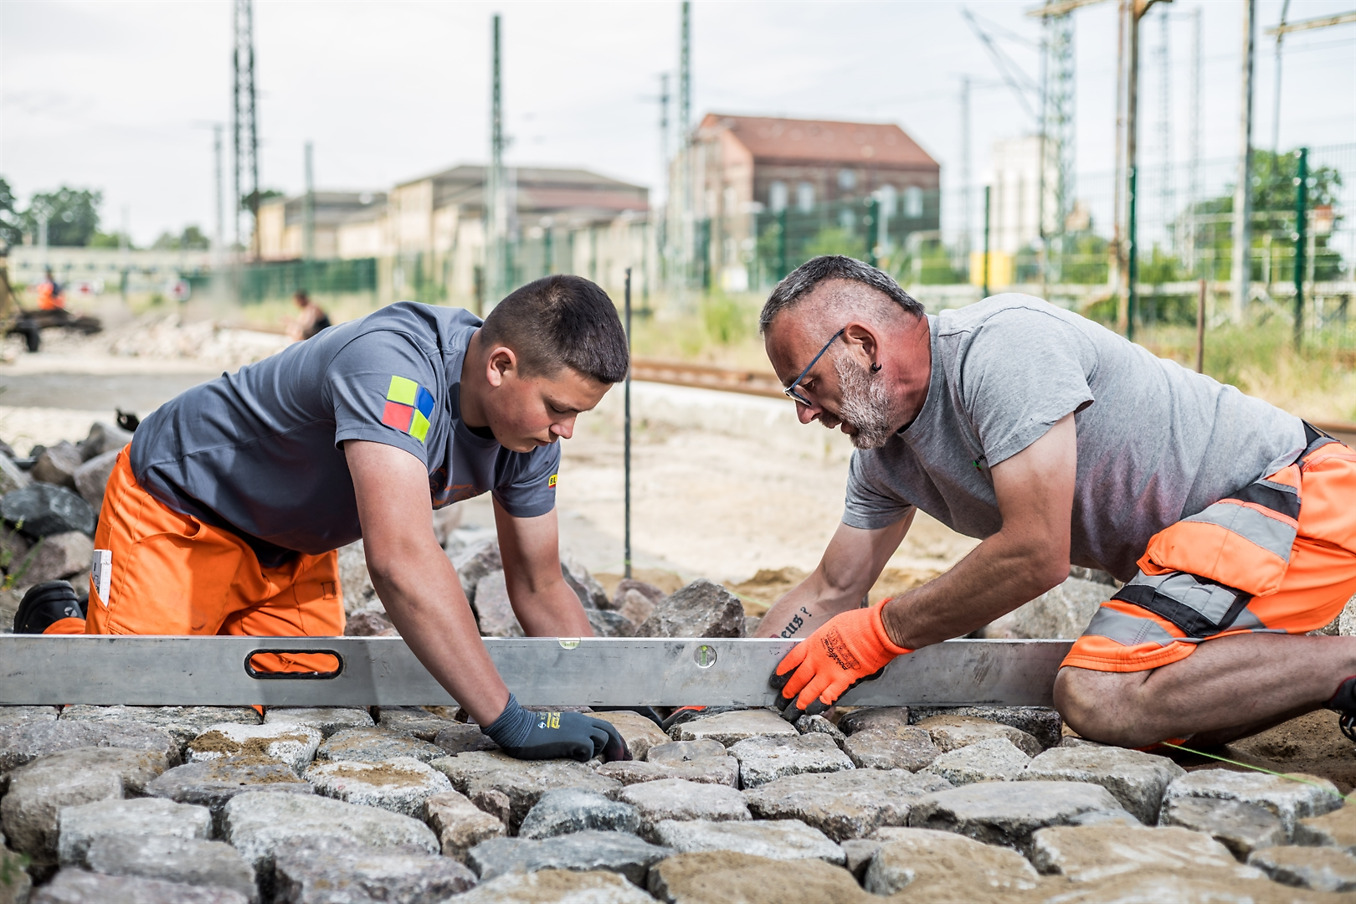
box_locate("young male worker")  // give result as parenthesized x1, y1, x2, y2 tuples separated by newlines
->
(19, 275, 630, 763)
(757, 255, 1356, 750)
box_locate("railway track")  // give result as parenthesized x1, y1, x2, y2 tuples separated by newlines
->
(629, 358, 1356, 447)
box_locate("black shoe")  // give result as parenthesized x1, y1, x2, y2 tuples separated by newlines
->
(1325, 675, 1356, 743)
(14, 580, 84, 634)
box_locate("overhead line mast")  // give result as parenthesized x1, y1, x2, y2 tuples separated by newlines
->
(232, 0, 259, 260)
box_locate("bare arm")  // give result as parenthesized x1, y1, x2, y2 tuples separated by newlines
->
(755, 514, 914, 639)
(879, 413, 1078, 649)
(493, 497, 594, 638)
(345, 440, 510, 726)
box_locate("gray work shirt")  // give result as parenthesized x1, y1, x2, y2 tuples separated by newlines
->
(844, 294, 1306, 581)
(130, 302, 560, 563)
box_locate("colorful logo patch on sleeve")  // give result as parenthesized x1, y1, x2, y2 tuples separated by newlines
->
(381, 375, 435, 444)
(548, 473, 558, 488)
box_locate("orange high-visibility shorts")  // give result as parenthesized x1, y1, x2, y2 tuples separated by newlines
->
(49, 447, 345, 672)
(1063, 436, 1356, 673)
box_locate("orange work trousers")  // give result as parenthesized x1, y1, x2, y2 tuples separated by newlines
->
(46, 447, 344, 673)
(1064, 437, 1356, 673)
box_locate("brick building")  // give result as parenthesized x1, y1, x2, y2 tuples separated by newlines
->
(687, 113, 941, 289)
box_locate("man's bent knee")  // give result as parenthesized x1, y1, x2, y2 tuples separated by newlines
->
(1054, 666, 1153, 747)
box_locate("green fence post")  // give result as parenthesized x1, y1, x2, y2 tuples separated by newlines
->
(865, 197, 879, 268)
(777, 207, 788, 280)
(1293, 147, 1308, 351)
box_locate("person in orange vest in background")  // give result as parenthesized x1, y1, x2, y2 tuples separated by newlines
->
(36, 268, 65, 312)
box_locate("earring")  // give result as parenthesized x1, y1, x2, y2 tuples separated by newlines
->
(870, 362, 882, 373)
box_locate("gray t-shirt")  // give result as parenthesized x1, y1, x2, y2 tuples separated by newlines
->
(844, 294, 1305, 581)
(130, 302, 560, 563)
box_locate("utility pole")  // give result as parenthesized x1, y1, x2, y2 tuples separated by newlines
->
(232, 0, 259, 261)
(959, 76, 972, 263)
(1156, 8, 1172, 248)
(213, 124, 224, 275)
(657, 72, 670, 287)
(1272, 0, 1292, 151)
(303, 141, 315, 265)
(1112, 0, 1128, 307)
(487, 13, 506, 306)
(679, 0, 692, 296)
(1042, 5, 1075, 284)
(1232, 0, 1257, 321)
(1123, 0, 1171, 335)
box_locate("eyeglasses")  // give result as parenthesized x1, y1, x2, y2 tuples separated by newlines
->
(783, 327, 845, 407)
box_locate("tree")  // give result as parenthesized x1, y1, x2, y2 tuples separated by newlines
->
(88, 230, 135, 250)
(151, 225, 211, 251)
(0, 177, 22, 249)
(20, 187, 103, 247)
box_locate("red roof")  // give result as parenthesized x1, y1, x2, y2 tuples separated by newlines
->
(700, 113, 938, 170)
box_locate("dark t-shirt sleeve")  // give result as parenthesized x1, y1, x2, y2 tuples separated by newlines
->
(957, 312, 1094, 467)
(327, 330, 438, 468)
(493, 442, 562, 518)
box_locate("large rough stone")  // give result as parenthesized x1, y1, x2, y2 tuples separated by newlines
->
(1163, 768, 1346, 838)
(314, 727, 445, 764)
(429, 750, 621, 832)
(653, 818, 844, 864)
(432, 721, 498, 755)
(73, 449, 119, 509)
(728, 733, 855, 788)
(1248, 844, 1356, 892)
(923, 737, 1032, 785)
(616, 778, 750, 839)
(908, 780, 1130, 855)
(637, 579, 745, 639)
(454, 869, 655, 903)
(647, 851, 875, 904)
(0, 715, 179, 773)
(590, 711, 670, 761)
(468, 830, 673, 886)
(223, 791, 437, 878)
(914, 713, 1042, 756)
(1295, 802, 1356, 851)
(187, 723, 323, 775)
(13, 531, 91, 584)
(588, 607, 638, 637)
(304, 756, 453, 817)
(424, 789, 506, 862)
(0, 706, 58, 727)
(263, 707, 373, 738)
(1023, 743, 1185, 825)
(1159, 795, 1288, 859)
(58, 796, 210, 867)
(1030, 823, 1266, 884)
(863, 828, 1042, 896)
(450, 538, 501, 602)
(77, 422, 133, 461)
(978, 575, 1109, 640)
(59, 705, 261, 751)
(598, 756, 740, 788)
(908, 705, 1064, 751)
(373, 706, 457, 741)
(842, 726, 939, 771)
(335, 541, 377, 613)
(645, 739, 727, 764)
(28, 442, 82, 489)
(27, 869, 249, 904)
(272, 835, 476, 903)
(0, 484, 96, 539)
(143, 756, 313, 836)
(669, 709, 797, 745)
(744, 768, 953, 842)
(83, 836, 257, 903)
(519, 788, 641, 839)
(2, 746, 171, 865)
(0, 453, 31, 496)
(838, 706, 910, 735)
(471, 570, 523, 637)
(563, 556, 609, 610)
(345, 606, 396, 636)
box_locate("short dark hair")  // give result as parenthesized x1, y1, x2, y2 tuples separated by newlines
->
(760, 255, 924, 333)
(480, 274, 629, 383)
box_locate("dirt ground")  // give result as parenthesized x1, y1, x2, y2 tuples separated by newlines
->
(3, 312, 1354, 794)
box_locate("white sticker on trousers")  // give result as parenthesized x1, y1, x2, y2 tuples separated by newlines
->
(92, 549, 112, 607)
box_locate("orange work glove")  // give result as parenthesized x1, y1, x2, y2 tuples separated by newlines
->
(769, 601, 912, 721)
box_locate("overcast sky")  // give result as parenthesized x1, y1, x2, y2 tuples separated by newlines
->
(2, 0, 1352, 246)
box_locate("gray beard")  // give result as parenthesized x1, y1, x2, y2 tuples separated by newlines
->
(834, 356, 895, 450)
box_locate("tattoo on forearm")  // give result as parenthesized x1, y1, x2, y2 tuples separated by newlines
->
(779, 607, 812, 639)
